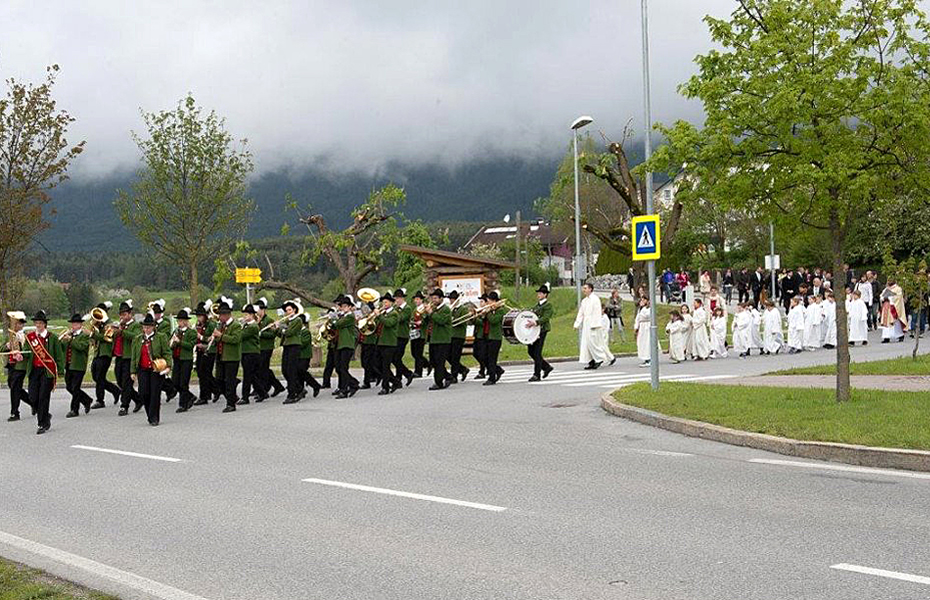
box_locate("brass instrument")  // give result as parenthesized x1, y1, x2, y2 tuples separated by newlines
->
(450, 302, 479, 327)
(152, 358, 170, 375)
(309, 312, 339, 346)
(357, 287, 380, 304)
(205, 319, 227, 352)
(451, 299, 507, 327)
(357, 307, 382, 336)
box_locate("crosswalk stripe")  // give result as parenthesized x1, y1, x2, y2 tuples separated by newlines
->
(499, 371, 627, 384)
(519, 373, 649, 386)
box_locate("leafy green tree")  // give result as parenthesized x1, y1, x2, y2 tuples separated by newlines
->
(114, 94, 254, 307)
(393, 220, 443, 288)
(0, 65, 84, 318)
(652, 0, 930, 402)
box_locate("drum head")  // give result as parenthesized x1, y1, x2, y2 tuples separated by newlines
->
(513, 310, 540, 345)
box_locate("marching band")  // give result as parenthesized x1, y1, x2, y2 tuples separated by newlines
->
(2, 284, 553, 434)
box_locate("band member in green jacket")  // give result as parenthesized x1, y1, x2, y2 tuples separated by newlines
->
(150, 299, 177, 403)
(171, 308, 200, 413)
(88, 301, 120, 409)
(333, 296, 359, 399)
(391, 289, 415, 387)
(237, 304, 264, 406)
(375, 292, 400, 395)
(472, 295, 488, 380)
(409, 291, 428, 378)
(296, 313, 322, 400)
(449, 291, 471, 383)
(193, 301, 217, 406)
(26, 311, 64, 434)
(211, 300, 242, 413)
(4, 311, 31, 422)
(256, 297, 285, 398)
(275, 299, 304, 402)
(527, 284, 554, 381)
(426, 289, 452, 390)
(115, 301, 143, 415)
(360, 301, 380, 389)
(62, 314, 94, 418)
(131, 313, 170, 426)
(482, 292, 506, 386)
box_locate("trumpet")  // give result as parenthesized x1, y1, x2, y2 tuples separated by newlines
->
(357, 307, 382, 336)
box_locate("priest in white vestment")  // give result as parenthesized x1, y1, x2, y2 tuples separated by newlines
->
(574, 284, 614, 368)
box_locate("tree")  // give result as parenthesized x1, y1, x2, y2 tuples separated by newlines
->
(114, 94, 254, 306)
(0, 65, 84, 318)
(655, 0, 930, 402)
(393, 220, 443, 287)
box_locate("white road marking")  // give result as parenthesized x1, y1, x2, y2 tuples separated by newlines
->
(302, 478, 507, 512)
(71, 445, 183, 463)
(624, 448, 694, 457)
(0, 529, 210, 600)
(748, 459, 930, 480)
(831, 563, 930, 586)
(517, 372, 640, 386)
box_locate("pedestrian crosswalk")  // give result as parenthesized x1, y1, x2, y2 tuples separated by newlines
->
(494, 367, 737, 390)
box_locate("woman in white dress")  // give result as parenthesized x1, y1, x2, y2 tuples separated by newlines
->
(804, 295, 823, 350)
(847, 290, 869, 345)
(787, 296, 806, 353)
(762, 300, 784, 355)
(666, 310, 687, 363)
(635, 298, 652, 366)
(689, 299, 712, 360)
(710, 306, 728, 358)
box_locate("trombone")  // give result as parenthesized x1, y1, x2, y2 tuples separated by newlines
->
(451, 299, 507, 327)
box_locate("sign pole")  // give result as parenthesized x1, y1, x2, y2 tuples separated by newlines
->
(246, 283, 251, 305)
(641, 0, 658, 390)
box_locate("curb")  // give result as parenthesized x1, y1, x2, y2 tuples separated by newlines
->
(600, 392, 930, 473)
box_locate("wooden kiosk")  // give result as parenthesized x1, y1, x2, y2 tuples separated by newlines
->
(397, 245, 515, 301)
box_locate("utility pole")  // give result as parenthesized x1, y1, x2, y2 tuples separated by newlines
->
(769, 221, 777, 299)
(515, 210, 521, 302)
(641, 0, 659, 390)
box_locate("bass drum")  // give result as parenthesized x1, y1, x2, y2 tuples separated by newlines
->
(502, 310, 541, 345)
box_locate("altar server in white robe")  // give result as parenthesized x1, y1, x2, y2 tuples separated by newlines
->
(709, 306, 728, 358)
(666, 311, 687, 363)
(635, 298, 652, 366)
(787, 296, 806, 353)
(732, 303, 754, 358)
(821, 292, 837, 348)
(679, 304, 694, 360)
(689, 299, 712, 360)
(762, 300, 784, 354)
(847, 290, 869, 345)
(804, 295, 823, 350)
(749, 305, 764, 354)
(574, 283, 613, 369)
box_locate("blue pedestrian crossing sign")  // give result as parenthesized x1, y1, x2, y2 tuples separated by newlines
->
(631, 215, 661, 261)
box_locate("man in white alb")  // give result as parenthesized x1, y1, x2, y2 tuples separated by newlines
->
(574, 283, 615, 369)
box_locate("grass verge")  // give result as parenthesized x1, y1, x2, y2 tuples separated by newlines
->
(0, 556, 118, 599)
(771, 352, 930, 376)
(612, 382, 930, 451)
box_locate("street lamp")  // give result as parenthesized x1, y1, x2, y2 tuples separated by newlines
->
(572, 115, 594, 305)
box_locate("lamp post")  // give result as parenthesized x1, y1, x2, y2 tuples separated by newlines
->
(572, 115, 594, 306)
(640, 0, 659, 390)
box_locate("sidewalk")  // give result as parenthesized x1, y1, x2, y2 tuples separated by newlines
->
(714, 374, 930, 392)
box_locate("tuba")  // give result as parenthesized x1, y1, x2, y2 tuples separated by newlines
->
(357, 287, 380, 304)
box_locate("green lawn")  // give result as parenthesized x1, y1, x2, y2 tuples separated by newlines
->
(0, 556, 118, 600)
(771, 352, 930, 376)
(613, 382, 930, 451)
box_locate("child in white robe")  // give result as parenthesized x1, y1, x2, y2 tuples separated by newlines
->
(689, 299, 712, 360)
(749, 305, 764, 355)
(787, 296, 806, 353)
(635, 298, 652, 366)
(847, 290, 869, 345)
(679, 304, 693, 360)
(762, 300, 784, 355)
(710, 306, 728, 358)
(666, 310, 687, 363)
(821, 293, 837, 348)
(732, 303, 753, 358)
(804, 295, 823, 350)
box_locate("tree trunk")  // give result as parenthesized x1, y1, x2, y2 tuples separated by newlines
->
(830, 209, 851, 403)
(190, 261, 199, 307)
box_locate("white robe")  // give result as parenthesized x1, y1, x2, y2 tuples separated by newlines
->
(574, 294, 612, 364)
(787, 304, 806, 350)
(732, 310, 753, 355)
(804, 302, 823, 349)
(710, 315, 728, 358)
(689, 307, 711, 359)
(846, 298, 869, 343)
(680, 313, 694, 359)
(749, 308, 763, 349)
(635, 306, 652, 361)
(762, 308, 784, 353)
(666, 320, 687, 362)
(821, 300, 837, 347)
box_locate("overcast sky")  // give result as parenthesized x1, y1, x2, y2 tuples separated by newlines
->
(0, 0, 737, 179)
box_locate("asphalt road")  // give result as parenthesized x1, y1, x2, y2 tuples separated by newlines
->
(1, 332, 928, 600)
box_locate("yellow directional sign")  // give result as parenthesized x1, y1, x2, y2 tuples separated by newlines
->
(235, 268, 262, 284)
(631, 215, 661, 261)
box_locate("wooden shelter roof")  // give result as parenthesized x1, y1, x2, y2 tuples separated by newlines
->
(399, 245, 516, 270)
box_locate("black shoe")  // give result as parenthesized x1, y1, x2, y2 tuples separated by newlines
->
(584, 361, 596, 370)
(7, 413, 19, 422)
(542, 367, 552, 379)
(528, 375, 541, 382)
(609, 358, 617, 366)
(270, 387, 284, 398)
(459, 367, 470, 382)
(321, 384, 331, 389)
(149, 421, 159, 426)
(237, 398, 250, 406)
(83, 399, 92, 414)
(405, 374, 414, 387)
(256, 395, 268, 403)
(592, 362, 602, 370)
(378, 389, 390, 396)
(334, 391, 348, 399)
(66, 410, 78, 418)
(283, 397, 299, 405)
(193, 398, 208, 406)
(132, 403, 143, 413)
(312, 386, 320, 398)
(413, 372, 423, 378)
(298, 389, 307, 400)
(36, 427, 48, 435)
(482, 379, 496, 386)
(176, 406, 188, 413)
(428, 384, 444, 391)
(222, 406, 236, 413)
(90, 401, 105, 410)
(881, 339, 890, 344)
(212, 395, 220, 403)
(118, 408, 128, 416)
(360, 383, 371, 390)
(445, 376, 456, 386)
(475, 373, 486, 380)
(166, 391, 176, 403)
(863, 341, 868, 345)
(348, 386, 359, 397)
(331, 389, 340, 396)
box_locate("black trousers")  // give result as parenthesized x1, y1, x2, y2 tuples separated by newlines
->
(298, 357, 321, 391)
(196, 352, 216, 401)
(90, 355, 120, 403)
(486, 339, 502, 381)
(336, 348, 356, 393)
(410, 337, 427, 375)
(528, 331, 551, 377)
(241, 353, 261, 401)
(322, 345, 336, 387)
(379, 345, 396, 392)
(218, 360, 239, 407)
(281, 345, 302, 398)
(449, 337, 466, 377)
(393, 338, 413, 380)
(138, 369, 162, 424)
(6, 367, 30, 416)
(66, 369, 92, 413)
(171, 358, 195, 408)
(738, 286, 749, 304)
(361, 344, 380, 384)
(429, 343, 450, 387)
(260, 348, 284, 395)
(28, 369, 54, 429)
(473, 338, 487, 375)
(115, 357, 138, 409)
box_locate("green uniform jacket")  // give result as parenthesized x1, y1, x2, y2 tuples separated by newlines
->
(130, 332, 170, 374)
(472, 315, 485, 340)
(451, 304, 471, 339)
(66, 331, 91, 372)
(299, 328, 313, 360)
(376, 308, 399, 347)
(3, 333, 29, 371)
(114, 321, 141, 359)
(196, 320, 215, 353)
(241, 322, 260, 355)
(280, 317, 303, 347)
(25, 333, 65, 380)
(533, 300, 553, 333)
(395, 303, 412, 340)
(258, 314, 277, 351)
(429, 304, 453, 345)
(335, 314, 357, 350)
(484, 308, 505, 342)
(218, 320, 243, 362)
(172, 327, 199, 361)
(91, 323, 114, 358)
(156, 318, 172, 340)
